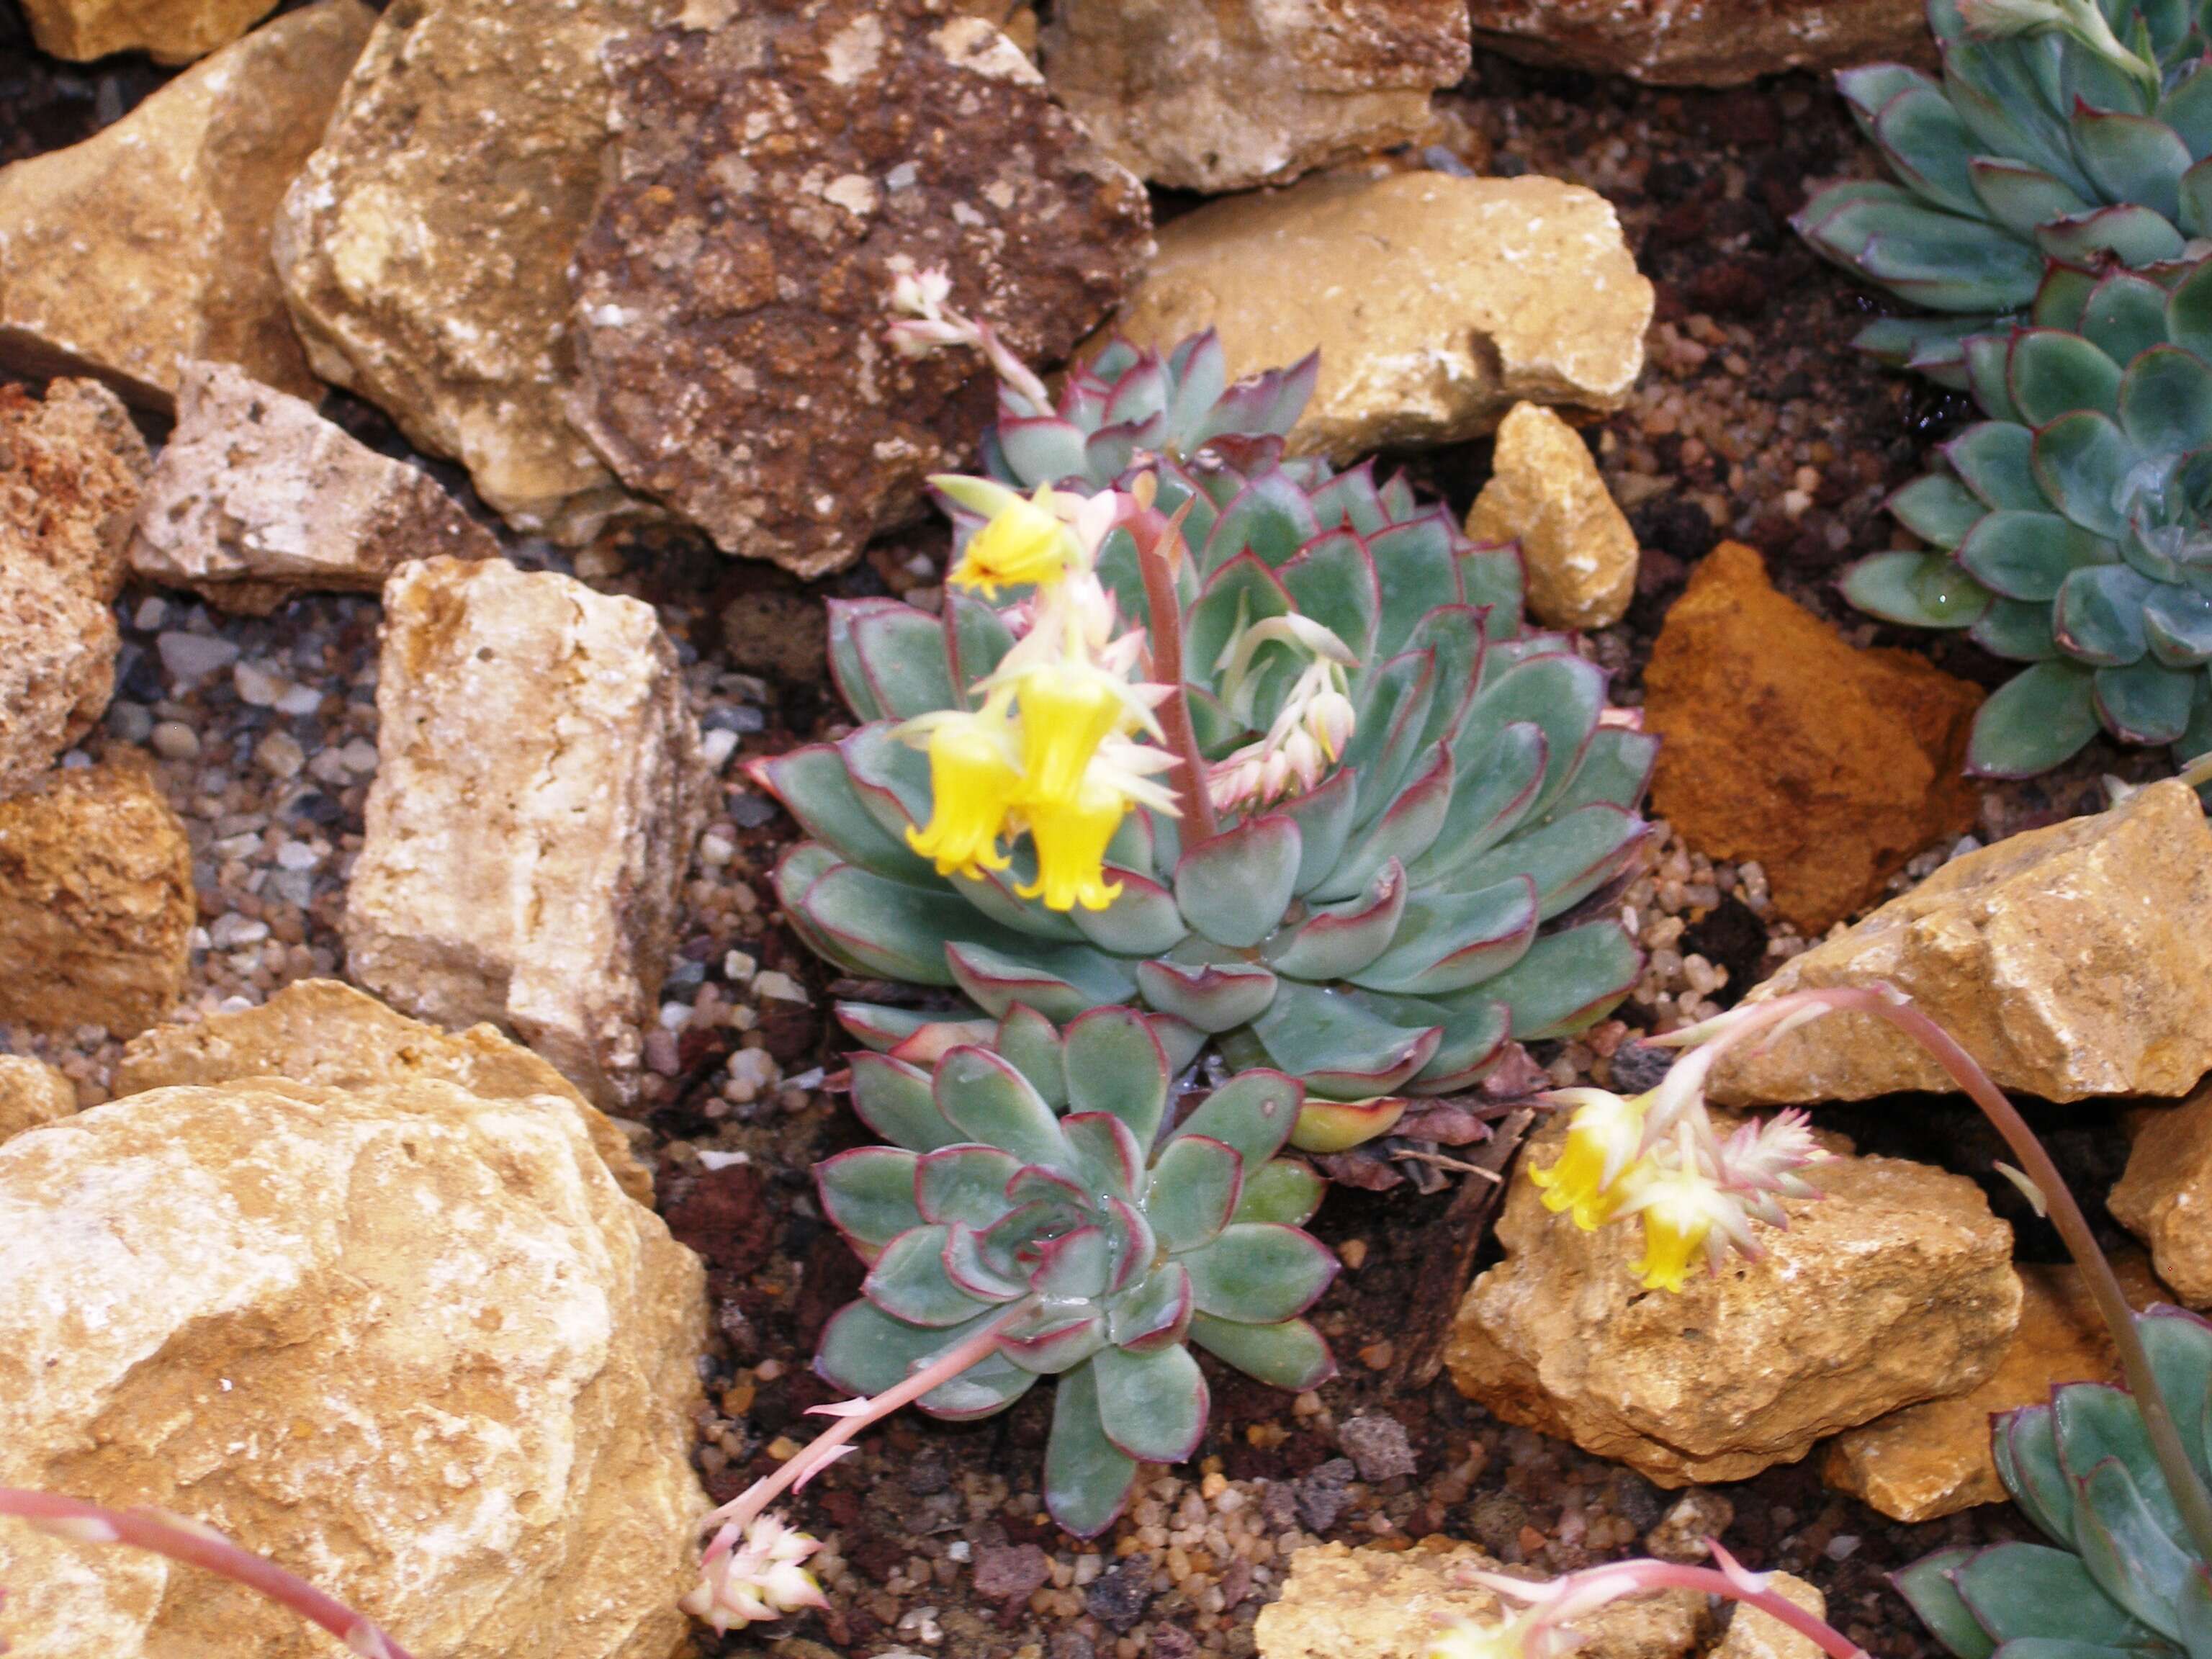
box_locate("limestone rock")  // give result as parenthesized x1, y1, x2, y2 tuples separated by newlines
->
(344, 557, 711, 1110)
(0, 1056, 75, 1144)
(117, 977, 653, 1205)
(1467, 401, 1637, 630)
(2110, 1085, 2212, 1305)
(1711, 777, 2212, 1107)
(1112, 172, 1650, 464)
(565, 1, 1151, 577)
(1822, 1258, 2167, 1521)
(1712, 1574, 1827, 1659)
(0, 2, 372, 410)
(1447, 1120, 2020, 1485)
(274, 0, 651, 541)
(17, 0, 277, 65)
(1041, 0, 1469, 192)
(0, 379, 150, 796)
(127, 360, 497, 614)
(1256, 1539, 1704, 1659)
(1644, 542, 1982, 933)
(1466, 0, 1928, 86)
(0, 1074, 706, 1659)
(0, 762, 194, 1038)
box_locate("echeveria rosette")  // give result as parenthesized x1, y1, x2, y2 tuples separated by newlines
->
(813, 1006, 1337, 1537)
(756, 334, 1656, 1102)
(1896, 1305, 2212, 1659)
(1796, 0, 2212, 383)
(1842, 258, 2212, 775)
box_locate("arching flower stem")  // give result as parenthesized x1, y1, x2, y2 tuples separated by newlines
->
(1121, 492, 1218, 843)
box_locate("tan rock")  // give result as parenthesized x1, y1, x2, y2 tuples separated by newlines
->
(0, 1075, 706, 1659)
(0, 379, 150, 796)
(127, 359, 498, 614)
(273, 0, 650, 540)
(1711, 778, 2212, 1107)
(0, 1056, 76, 1144)
(345, 557, 711, 1110)
(1112, 172, 1650, 464)
(1042, 0, 1469, 192)
(2110, 1084, 2212, 1306)
(1821, 1257, 2167, 1521)
(1256, 1539, 1704, 1659)
(17, 0, 277, 65)
(0, 2, 372, 411)
(1466, 0, 1929, 86)
(0, 762, 194, 1038)
(1447, 1120, 2020, 1485)
(1712, 1573, 1827, 1659)
(1645, 541, 1983, 934)
(1467, 401, 1637, 630)
(117, 978, 653, 1205)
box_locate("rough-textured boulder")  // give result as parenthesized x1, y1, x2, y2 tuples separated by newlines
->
(2110, 1087, 2212, 1305)
(1644, 542, 1982, 933)
(344, 558, 711, 1110)
(1112, 172, 1650, 463)
(1822, 1258, 2165, 1521)
(16, 0, 276, 64)
(1467, 400, 1637, 631)
(0, 379, 150, 796)
(1447, 1120, 2020, 1485)
(1711, 1574, 1827, 1659)
(1711, 778, 2212, 1107)
(0, 1056, 74, 1143)
(1040, 0, 1469, 192)
(117, 978, 654, 1205)
(1465, 0, 1928, 86)
(1256, 1539, 1704, 1659)
(273, 0, 649, 540)
(0, 1, 372, 410)
(0, 1075, 706, 1659)
(127, 360, 498, 614)
(566, 0, 1151, 577)
(0, 762, 194, 1038)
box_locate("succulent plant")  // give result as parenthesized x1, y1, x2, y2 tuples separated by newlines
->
(1897, 1305, 2212, 1659)
(1842, 258, 2212, 774)
(756, 332, 1655, 1103)
(813, 1006, 1336, 1537)
(1797, 0, 2212, 383)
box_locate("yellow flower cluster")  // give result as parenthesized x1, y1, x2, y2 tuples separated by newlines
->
(902, 480, 1179, 912)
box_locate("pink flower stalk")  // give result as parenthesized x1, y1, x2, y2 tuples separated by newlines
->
(0, 1488, 415, 1659)
(884, 262, 1053, 410)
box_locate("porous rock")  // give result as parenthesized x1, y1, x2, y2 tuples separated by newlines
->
(1112, 172, 1650, 463)
(1256, 1539, 1704, 1659)
(344, 557, 711, 1110)
(1711, 777, 2212, 1106)
(0, 1, 372, 410)
(0, 1075, 706, 1659)
(0, 761, 194, 1039)
(565, 0, 1151, 577)
(272, 0, 651, 539)
(128, 359, 498, 614)
(0, 379, 150, 796)
(1644, 541, 1982, 933)
(16, 0, 276, 65)
(0, 1056, 75, 1144)
(2110, 1085, 2212, 1306)
(1040, 0, 1469, 192)
(1466, 0, 1928, 86)
(1447, 1120, 2020, 1485)
(1821, 1257, 2167, 1521)
(1466, 400, 1637, 630)
(117, 977, 654, 1205)
(1712, 1573, 1827, 1659)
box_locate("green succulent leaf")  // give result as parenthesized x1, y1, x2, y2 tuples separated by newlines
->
(1092, 1342, 1208, 1464)
(2056, 564, 2157, 662)
(1486, 922, 1642, 1040)
(1107, 1263, 1195, 1352)
(1972, 595, 2064, 660)
(2073, 108, 2193, 222)
(1232, 1159, 1326, 1226)
(2036, 411, 2138, 539)
(1891, 472, 1993, 547)
(1136, 957, 1280, 1033)
(1183, 1223, 1338, 1323)
(1062, 1007, 1172, 1147)
(1893, 1549, 1997, 1659)
(1968, 662, 2103, 775)
(849, 1053, 960, 1151)
(1189, 1313, 1336, 1392)
(818, 1147, 925, 1258)
(1951, 1544, 2160, 1649)
(1045, 1362, 1139, 1538)
(1957, 512, 2110, 601)
(1174, 814, 1303, 949)
(1146, 1135, 1244, 1252)
(1947, 421, 2047, 509)
(1843, 551, 1995, 627)
(2097, 659, 2199, 742)
(1173, 1070, 1303, 1167)
(934, 1047, 1074, 1169)
(1249, 980, 1440, 1098)
(2013, 330, 2126, 426)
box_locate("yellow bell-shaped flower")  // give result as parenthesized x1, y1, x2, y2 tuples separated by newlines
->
(1017, 777, 1125, 912)
(1015, 664, 1125, 808)
(1618, 1163, 1733, 1293)
(949, 488, 1072, 597)
(905, 711, 1020, 878)
(1528, 1089, 1647, 1231)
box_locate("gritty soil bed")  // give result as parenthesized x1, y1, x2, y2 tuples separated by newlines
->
(0, 17, 2174, 1659)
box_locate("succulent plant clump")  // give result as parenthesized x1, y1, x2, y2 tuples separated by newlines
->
(757, 321, 1655, 1105)
(1843, 258, 2212, 774)
(1798, 0, 2212, 382)
(814, 1006, 1337, 1536)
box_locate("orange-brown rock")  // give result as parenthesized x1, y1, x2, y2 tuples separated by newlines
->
(0, 762, 194, 1038)
(0, 1056, 75, 1143)
(1465, 0, 1929, 86)
(1644, 541, 1982, 933)
(17, 0, 276, 64)
(2110, 1084, 2212, 1306)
